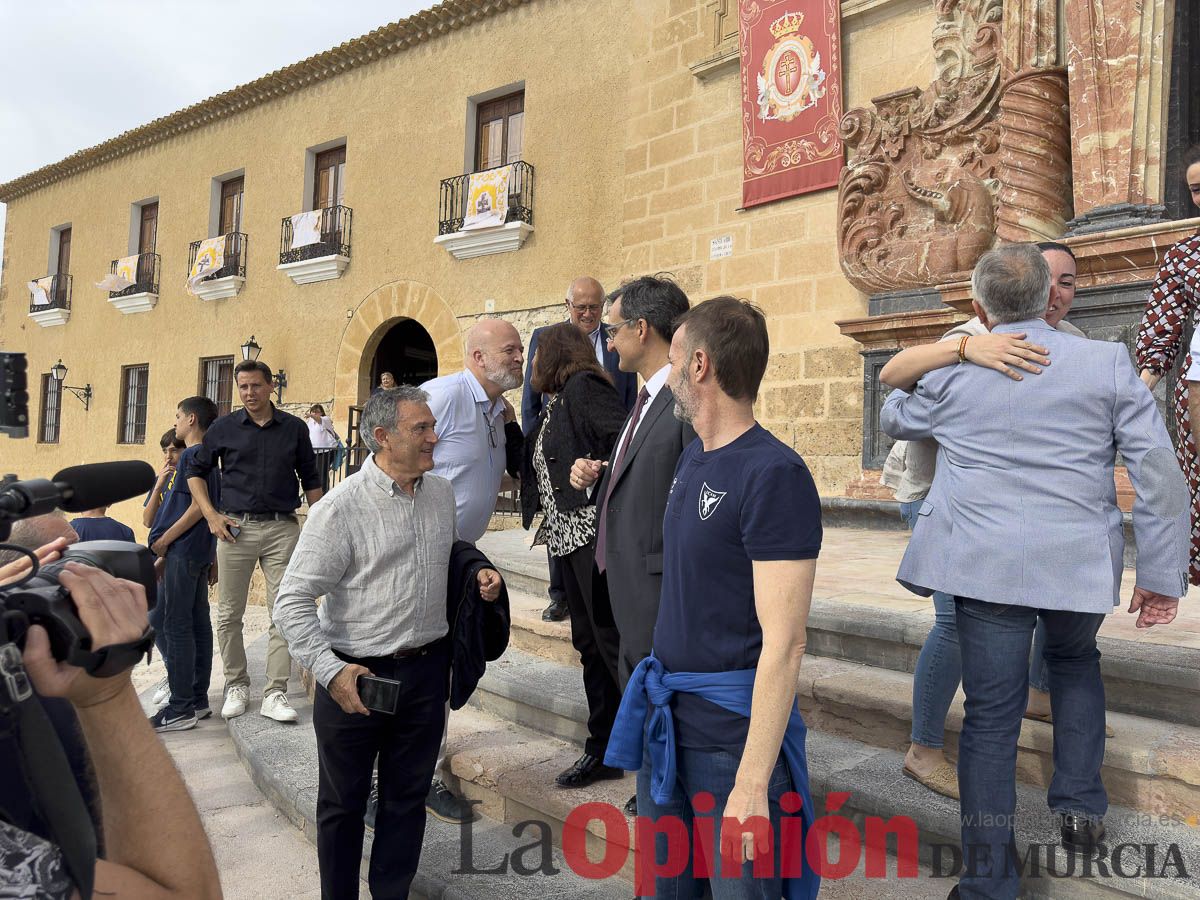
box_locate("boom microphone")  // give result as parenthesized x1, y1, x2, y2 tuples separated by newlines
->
(51, 461, 157, 513)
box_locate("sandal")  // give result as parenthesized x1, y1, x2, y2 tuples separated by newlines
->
(903, 761, 960, 800)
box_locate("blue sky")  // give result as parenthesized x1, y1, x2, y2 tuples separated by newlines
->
(0, 0, 434, 278)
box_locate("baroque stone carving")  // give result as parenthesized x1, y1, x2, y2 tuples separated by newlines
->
(837, 0, 1073, 295)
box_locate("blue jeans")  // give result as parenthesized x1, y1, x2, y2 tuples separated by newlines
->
(900, 502, 1050, 748)
(637, 741, 793, 898)
(163, 554, 214, 716)
(954, 597, 1107, 900)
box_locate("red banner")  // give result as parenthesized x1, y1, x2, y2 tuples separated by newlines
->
(739, 0, 844, 208)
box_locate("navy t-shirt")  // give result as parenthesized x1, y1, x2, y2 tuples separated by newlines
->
(653, 424, 822, 754)
(148, 445, 220, 563)
(69, 517, 135, 543)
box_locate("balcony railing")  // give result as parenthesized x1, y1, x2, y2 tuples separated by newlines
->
(29, 274, 71, 312)
(109, 252, 160, 298)
(438, 160, 534, 235)
(188, 232, 248, 282)
(279, 205, 352, 265)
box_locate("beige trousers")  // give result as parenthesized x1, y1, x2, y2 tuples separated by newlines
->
(215, 516, 299, 697)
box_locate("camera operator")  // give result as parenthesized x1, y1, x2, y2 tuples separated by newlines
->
(1, 548, 222, 899)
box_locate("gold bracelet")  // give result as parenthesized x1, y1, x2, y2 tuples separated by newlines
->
(957, 335, 970, 364)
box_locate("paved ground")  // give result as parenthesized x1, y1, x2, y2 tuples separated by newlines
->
(135, 605, 325, 900)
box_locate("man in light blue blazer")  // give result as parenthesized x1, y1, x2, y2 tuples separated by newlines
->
(881, 244, 1188, 900)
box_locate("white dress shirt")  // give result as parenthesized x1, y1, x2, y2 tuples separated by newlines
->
(422, 369, 507, 543)
(273, 455, 456, 687)
(611, 363, 669, 452)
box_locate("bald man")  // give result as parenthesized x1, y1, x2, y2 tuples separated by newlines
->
(521, 277, 638, 622)
(413, 318, 525, 824)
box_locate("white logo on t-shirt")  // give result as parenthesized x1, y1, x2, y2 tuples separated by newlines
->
(698, 482, 727, 520)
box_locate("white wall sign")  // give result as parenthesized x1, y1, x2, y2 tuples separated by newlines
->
(710, 235, 733, 260)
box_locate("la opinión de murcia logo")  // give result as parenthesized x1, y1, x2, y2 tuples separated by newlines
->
(452, 792, 1193, 893)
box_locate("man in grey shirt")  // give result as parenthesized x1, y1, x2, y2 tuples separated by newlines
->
(275, 386, 501, 900)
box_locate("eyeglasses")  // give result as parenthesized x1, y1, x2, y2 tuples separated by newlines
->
(602, 319, 637, 341)
(567, 300, 603, 314)
(486, 418, 497, 449)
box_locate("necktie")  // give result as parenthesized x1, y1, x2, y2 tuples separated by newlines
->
(594, 386, 650, 573)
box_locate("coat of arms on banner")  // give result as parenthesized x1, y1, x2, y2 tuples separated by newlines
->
(187, 236, 226, 294)
(755, 12, 826, 122)
(462, 165, 511, 231)
(95, 254, 138, 292)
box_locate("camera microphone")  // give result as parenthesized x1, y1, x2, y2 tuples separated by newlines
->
(51, 461, 157, 512)
(0, 461, 157, 525)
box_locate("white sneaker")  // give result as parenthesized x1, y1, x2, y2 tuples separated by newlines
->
(260, 690, 298, 723)
(221, 685, 249, 719)
(151, 676, 170, 707)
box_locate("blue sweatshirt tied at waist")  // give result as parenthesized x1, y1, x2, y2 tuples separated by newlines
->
(604, 655, 820, 899)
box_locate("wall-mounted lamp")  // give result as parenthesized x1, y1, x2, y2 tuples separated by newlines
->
(240, 335, 262, 362)
(50, 359, 92, 411)
(240, 337, 286, 402)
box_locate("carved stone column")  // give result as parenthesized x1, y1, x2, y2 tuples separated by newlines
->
(1064, 0, 1177, 233)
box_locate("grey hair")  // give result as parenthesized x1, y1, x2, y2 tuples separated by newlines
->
(971, 244, 1052, 325)
(0, 512, 73, 566)
(359, 385, 429, 453)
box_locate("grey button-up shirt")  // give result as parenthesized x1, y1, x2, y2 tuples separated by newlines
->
(274, 454, 457, 688)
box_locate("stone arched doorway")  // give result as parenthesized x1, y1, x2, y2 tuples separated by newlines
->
(333, 280, 463, 413)
(370, 319, 438, 388)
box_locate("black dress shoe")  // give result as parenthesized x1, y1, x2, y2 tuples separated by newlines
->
(947, 887, 959, 899)
(555, 753, 624, 788)
(1060, 813, 1105, 851)
(624, 794, 638, 816)
(542, 598, 569, 622)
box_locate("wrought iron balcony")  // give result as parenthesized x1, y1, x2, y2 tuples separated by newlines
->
(438, 160, 534, 235)
(109, 252, 160, 298)
(188, 232, 248, 282)
(279, 205, 352, 264)
(29, 274, 71, 312)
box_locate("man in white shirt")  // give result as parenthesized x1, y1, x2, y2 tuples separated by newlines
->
(422, 319, 525, 543)
(416, 319, 524, 824)
(568, 274, 693, 806)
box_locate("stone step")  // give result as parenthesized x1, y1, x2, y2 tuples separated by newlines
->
(502, 574, 1200, 730)
(473, 646, 1200, 821)
(445, 704, 1200, 899)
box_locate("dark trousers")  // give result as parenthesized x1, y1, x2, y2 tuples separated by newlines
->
(955, 597, 1107, 900)
(560, 542, 621, 758)
(163, 554, 214, 715)
(547, 547, 567, 604)
(314, 644, 449, 900)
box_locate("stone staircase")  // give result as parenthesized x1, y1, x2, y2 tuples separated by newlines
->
(458, 516, 1200, 898)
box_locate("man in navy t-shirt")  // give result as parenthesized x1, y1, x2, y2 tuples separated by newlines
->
(147, 396, 221, 733)
(633, 296, 822, 898)
(69, 507, 135, 543)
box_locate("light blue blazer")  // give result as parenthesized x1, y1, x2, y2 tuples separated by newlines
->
(881, 318, 1189, 614)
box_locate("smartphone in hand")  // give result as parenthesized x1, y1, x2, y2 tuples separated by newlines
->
(358, 675, 401, 714)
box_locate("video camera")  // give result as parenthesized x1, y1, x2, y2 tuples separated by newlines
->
(0, 461, 158, 678)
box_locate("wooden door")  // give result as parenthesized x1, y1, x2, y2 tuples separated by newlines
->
(138, 203, 158, 285)
(219, 177, 244, 235)
(475, 92, 524, 172)
(54, 228, 71, 302)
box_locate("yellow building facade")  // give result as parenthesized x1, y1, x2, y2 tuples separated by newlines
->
(0, 0, 941, 531)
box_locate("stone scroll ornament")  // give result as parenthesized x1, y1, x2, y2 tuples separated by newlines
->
(836, 0, 1073, 295)
(739, 0, 845, 208)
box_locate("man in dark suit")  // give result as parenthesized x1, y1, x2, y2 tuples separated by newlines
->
(522, 276, 638, 622)
(569, 274, 693, 804)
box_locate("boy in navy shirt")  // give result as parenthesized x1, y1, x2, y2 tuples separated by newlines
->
(608, 297, 822, 898)
(69, 506, 136, 542)
(148, 396, 220, 732)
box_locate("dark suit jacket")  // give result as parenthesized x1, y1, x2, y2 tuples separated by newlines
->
(521, 324, 638, 434)
(592, 385, 696, 686)
(520, 371, 627, 530)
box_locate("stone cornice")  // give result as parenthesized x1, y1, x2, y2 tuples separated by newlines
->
(0, 0, 533, 203)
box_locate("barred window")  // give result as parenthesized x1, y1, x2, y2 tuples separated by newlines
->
(198, 356, 234, 417)
(38, 374, 61, 444)
(118, 364, 149, 444)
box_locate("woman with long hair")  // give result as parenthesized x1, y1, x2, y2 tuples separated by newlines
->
(520, 322, 629, 788)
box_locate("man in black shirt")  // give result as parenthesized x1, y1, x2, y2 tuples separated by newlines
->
(186, 360, 322, 723)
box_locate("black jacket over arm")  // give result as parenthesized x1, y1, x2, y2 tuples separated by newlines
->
(519, 370, 628, 530)
(447, 540, 510, 709)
